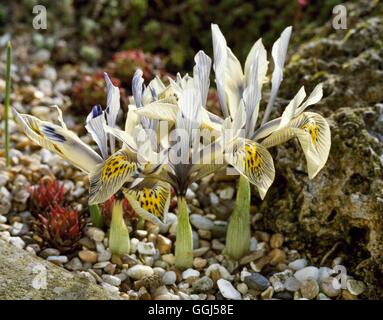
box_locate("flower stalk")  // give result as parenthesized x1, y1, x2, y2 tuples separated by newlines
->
(175, 197, 193, 269)
(4, 41, 11, 167)
(89, 204, 104, 228)
(109, 200, 130, 256)
(225, 175, 251, 260)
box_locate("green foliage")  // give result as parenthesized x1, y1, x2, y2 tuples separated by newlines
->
(175, 197, 193, 270)
(89, 204, 104, 229)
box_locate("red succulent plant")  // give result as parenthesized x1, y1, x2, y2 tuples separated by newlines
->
(36, 205, 85, 252)
(29, 178, 65, 214)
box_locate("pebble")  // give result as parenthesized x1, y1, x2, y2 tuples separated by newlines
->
(270, 233, 284, 248)
(274, 291, 293, 300)
(101, 282, 119, 294)
(285, 276, 301, 292)
(217, 186, 235, 200)
(86, 227, 105, 242)
(205, 264, 232, 281)
(217, 279, 241, 300)
(209, 193, 220, 206)
(153, 267, 166, 277)
(193, 257, 207, 269)
(237, 283, 248, 295)
(156, 235, 172, 254)
(65, 257, 83, 271)
(78, 250, 98, 263)
(211, 239, 225, 251)
(346, 279, 366, 296)
(288, 258, 308, 271)
(10, 222, 26, 236)
(268, 248, 286, 265)
(98, 249, 112, 262)
(300, 279, 319, 300)
(185, 188, 196, 200)
(269, 270, 293, 292)
(342, 290, 358, 300)
(102, 274, 121, 287)
(93, 261, 110, 269)
(9, 236, 25, 249)
(193, 247, 209, 257)
(249, 237, 258, 252)
(130, 238, 139, 253)
(250, 256, 271, 272)
(244, 273, 270, 291)
(320, 277, 341, 297)
(155, 293, 180, 300)
(0, 215, 7, 223)
(294, 266, 319, 282)
(127, 265, 154, 280)
(192, 276, 214, 293)
(40, 248, 60, 258)
(161, 254, 175, 265)
(47, 255, 68, 264)
(182, 268, 200, 280)
(261, 286, 274, 299)
(190, 214, 214, 230)
(318, 267, 334, 281)
(239, 250, 264, 265)
(137, 242, 156, 255)
(162, 271, 177, 285)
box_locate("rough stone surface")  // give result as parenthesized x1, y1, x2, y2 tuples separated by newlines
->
(258, 1, 383, 298)
(0, 240, 119, 300)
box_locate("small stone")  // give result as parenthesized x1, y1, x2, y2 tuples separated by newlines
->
(137, 242, 156, 255)
(102, 274, 121, 287)
(130, 238, 139, 253)
(270, 233, 284, 248)
(9, 236, 25, 249)
(127, 265, 154, 280)
(250, 256, 271, 272)
(78, 250, 98, 263)
(269, 270, 293, 293)
(249, 237, 258, 252)
(161, 253, 175, 265)
(93, 261, 110, 269)
(261, 286, 274, 299)
(193, 247, 209, 257)
(342, 290, 358, 300)
(198, 229, 212, 240)
(320, 277, 341, 297)
(0, 215, 7, 223)
(190, 214, 214, 230)
(236, 283, 248, 295)
(192, 276, 214, 293)
(268, 248, 286, 265)
(254, 231, 270, 243)
(104, 263, 116, 275)
(217, 279, 241, 300)
(318, 267, 334, 281)
(86, 227, 105, 242)
(193, 257, 207, 269)
(101, 282, 119, 294)
(111, 254, 123, 266)
(185, 188, 196, 200)
(10, 222, 26, 236)
(285, 277, 301, 292)
(244, 273, 270, 291)
(65, 257, 83, 271)
(205, 264, 232, 281)
(162, 271, 177, 285)
(217, 186, 235, 200)
(98, 249, 112, 262)
(300, 278, 319, 300)
(182, 268, 200, 280)
(209, 193, 220, 206)
(294, 266, 319, 282)
(288, 258, 308, 271)
(156, 235, 172, 254)
(78, 237, 96, 250)
(211, 239, 225, 251)
(155, 293, 180, 300)
(47, 255, 68, 264)
(40, 248, 60, 258)
(346, 279, 366, 296)
(274, 291, 293, 300)
(239, 250, 264, 265)
(318, 293, 331, 300)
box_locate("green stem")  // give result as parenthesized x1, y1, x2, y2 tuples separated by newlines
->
(225, 175, 251, 260)
(4, 41, 11, 167)
(89, 204, 104, 228)
(175, 196, 193, 269)
(109, 200, 130, 256)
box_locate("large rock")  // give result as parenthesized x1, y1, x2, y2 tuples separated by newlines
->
(0, 240, 120, 300)
(257, 1, 383, 298)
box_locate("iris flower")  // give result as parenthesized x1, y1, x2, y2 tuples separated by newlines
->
(210, 24, 331, 259)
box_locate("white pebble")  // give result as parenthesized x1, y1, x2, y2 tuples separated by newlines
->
(288, 258, 308, 271)
(162, 271, 177, 285)
(9, 236, 25, 249)
(127, 265, 154, 280)
(217, 279, 241, 300)
(137, 242, 156, 255)
(190, 214, 214, 230)
(47, 256, 68, 264)
(294, 266, 319, 282)
(182, 268, 200, 279)
(102, 274, 121, 287)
